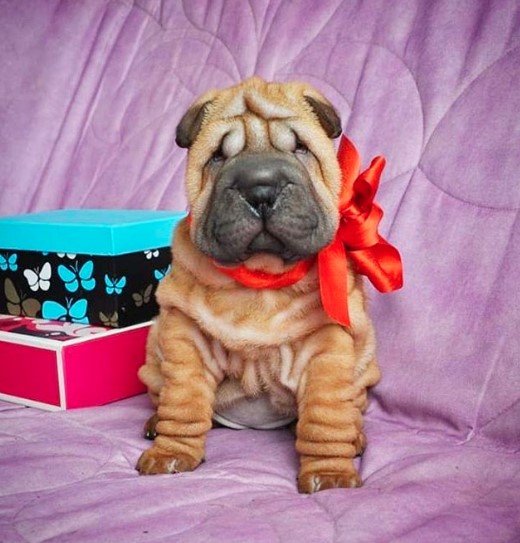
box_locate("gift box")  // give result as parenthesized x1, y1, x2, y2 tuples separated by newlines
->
(0, 209, 185, 327)
(0, 314, 149, 410)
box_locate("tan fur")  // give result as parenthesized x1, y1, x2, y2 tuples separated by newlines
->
(136, 78, 380, 493)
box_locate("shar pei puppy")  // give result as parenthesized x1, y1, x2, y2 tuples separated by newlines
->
(136, 76, 381, 493)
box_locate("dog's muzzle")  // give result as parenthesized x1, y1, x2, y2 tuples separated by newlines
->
(196, 152, 334, 264)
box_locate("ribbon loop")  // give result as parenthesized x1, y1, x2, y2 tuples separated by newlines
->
(322, 136, 403, 325)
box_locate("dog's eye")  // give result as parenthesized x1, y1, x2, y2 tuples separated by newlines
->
(209, 146, 226, 164)
(294, 139, 308, 155)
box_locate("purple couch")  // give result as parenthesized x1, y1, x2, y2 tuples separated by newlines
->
(1, 1, 519, 541)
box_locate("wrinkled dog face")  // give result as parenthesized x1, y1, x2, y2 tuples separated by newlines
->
(178, 77, 343, 265)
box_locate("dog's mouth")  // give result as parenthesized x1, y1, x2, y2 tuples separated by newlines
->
(205, 199, 323, 265)
(246, 231, 301, 262)
(200, 203, 331, 265)
(211, 230, 303, 266)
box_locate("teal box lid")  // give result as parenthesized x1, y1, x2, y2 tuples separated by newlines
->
(0, 209, 186, 255)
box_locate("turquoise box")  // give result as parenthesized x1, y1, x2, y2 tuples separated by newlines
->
(0, 209, 185, 328)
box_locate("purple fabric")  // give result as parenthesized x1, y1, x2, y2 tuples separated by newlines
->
(1, 1, 519, 541)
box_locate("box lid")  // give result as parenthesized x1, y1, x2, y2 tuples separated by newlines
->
(0, 209, 186, 255)
(0, 314, 151, 346)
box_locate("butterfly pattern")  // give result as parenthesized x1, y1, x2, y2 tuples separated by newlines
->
(0, 253, 18, 271)
(23, 262, 52, 291)
(99, 311, 119, 327)
(154, 264, 171, 281)
(104, 274, 126, 295)
(0, 247, 171, 327)
(58, 261, 96, 292)
(132, 284, 153, 307)
(42, 298, 89, 323)
(4, 278, 41, 317)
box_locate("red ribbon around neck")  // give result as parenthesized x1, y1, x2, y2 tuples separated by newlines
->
(203, 135, 403, 326)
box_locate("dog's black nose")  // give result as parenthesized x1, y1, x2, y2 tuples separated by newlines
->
(239, 183, 278, 214)
(230, 154, 289, 217)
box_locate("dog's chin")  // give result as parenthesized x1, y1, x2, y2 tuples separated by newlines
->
(221, 252, 311, 273)
(243, 253, 296, 274)
(213, 251, 312, 274)
(197, 232, 319, 270)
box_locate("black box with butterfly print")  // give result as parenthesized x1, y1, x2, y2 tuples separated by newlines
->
(0, 210, 185, 328)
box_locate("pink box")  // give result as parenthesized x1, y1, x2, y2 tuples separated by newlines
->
(0, 314, 149, 410)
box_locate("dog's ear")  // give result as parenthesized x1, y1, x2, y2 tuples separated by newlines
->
(175, 101, 212, 148)
(304, 95, 342, 139)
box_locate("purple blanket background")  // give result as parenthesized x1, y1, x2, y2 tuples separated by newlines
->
(0, 1, 519, 541)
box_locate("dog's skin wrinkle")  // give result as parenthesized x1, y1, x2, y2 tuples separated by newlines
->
(200, 150, 329, 263)
(193, 92, 337, 265)
(137, 77, 380, 494)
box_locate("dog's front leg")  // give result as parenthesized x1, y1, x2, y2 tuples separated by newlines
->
(137, 308, 217, 475)
(296, 324, 365, 493)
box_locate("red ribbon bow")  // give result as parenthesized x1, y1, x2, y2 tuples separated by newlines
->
(212, 135, 403, 326)
(316, 135, 403, 325)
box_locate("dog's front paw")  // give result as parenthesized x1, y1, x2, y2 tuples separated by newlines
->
(136, 446, 201, 475)
(297, 470, 362, 493)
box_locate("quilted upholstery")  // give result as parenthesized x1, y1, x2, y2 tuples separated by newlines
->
(0, 1, 519, 541)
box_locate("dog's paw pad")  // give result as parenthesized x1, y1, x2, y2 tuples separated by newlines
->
(297, 471, 362, 493)
(136, 448, 199, 475)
